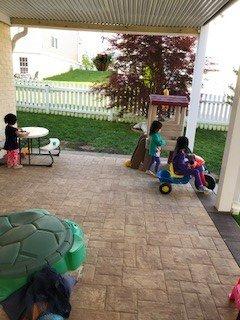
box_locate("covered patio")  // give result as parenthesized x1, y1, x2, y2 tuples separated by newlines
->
(0, 0, 240, 319)
(0, 0, 239, 213)
(0, 151, 239, 319)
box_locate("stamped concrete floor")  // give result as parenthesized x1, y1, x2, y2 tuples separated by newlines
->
(0, 151, 239, 320)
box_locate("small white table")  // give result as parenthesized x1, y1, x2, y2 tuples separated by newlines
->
(20, 127, 49, 166)
(22, 127, 49, 139)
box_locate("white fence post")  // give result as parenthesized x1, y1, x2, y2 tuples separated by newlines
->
(44, 85, 50, 113)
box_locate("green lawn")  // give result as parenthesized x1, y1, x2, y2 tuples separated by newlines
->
(234, 214, 240, 226)
(45, 69, 111, 83)
(18, 111, 140, 155)
(18, 111, 227, 175)
(193, 129, 227, 176)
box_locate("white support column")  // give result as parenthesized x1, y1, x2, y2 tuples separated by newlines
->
(232, 167, 240, 213)
(216, 68, 240, 212)
(186, 24, 209, 150)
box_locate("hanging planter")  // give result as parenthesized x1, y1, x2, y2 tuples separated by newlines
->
(93, 53, 112, 71)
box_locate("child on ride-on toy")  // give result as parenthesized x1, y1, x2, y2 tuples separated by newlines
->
(172, 136, 208, 193)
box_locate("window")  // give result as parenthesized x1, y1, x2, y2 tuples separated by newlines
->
(51, 36, 58, 49)
(19, 57, 28, 74)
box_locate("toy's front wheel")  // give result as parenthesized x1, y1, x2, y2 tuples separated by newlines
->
(159, 183, 172, 195)
(204, 174, 216, 190)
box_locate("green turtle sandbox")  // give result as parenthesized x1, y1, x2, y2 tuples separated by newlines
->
(0, 209, 86, 301)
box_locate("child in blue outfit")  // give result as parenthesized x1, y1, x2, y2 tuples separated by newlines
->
(147, 120, 166, 175)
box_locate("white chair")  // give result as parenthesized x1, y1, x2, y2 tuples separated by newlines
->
(40, 138, 61, 166)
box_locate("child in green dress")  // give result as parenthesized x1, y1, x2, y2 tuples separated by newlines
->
(147, 120, 166, 175)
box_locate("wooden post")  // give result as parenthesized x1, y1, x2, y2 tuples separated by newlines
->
(147, 88, 169, 135)
(180, 108, 186, 135)
(147, 104, 157, 135)
(175, 108, 181, 124)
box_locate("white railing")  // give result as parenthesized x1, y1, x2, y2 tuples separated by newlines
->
(15, 79, 231, 129)
(15, 79, 115, 121)
(197, 93, 230, 131)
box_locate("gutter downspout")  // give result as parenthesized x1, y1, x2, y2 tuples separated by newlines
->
(12, 27, 28, 51)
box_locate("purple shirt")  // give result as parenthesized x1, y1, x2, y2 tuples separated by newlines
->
(172, 150, 189, 174)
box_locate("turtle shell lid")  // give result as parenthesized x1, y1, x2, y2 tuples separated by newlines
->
(0, 209, 73, 278)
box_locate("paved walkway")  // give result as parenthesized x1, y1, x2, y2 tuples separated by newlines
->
(0, 151, 239, 319)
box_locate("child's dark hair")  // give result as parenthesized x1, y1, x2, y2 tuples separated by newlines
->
(149, 120, 162, 135)
(4, 113, 17, 125)
(174, 136, 191, 154)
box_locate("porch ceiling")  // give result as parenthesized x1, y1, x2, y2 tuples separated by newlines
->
(0, 0, 235, 35)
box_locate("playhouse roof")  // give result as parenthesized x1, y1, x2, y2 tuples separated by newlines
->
(150, 94, 189, 107)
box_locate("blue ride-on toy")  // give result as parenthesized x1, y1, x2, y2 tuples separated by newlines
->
(157, 163, 216, 194)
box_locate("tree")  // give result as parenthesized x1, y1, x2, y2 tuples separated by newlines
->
(97, 34, 196, 116)
(228, 68, 238, 105)
(93, 53, 112, 71)
(82, 54, 95, 70)
(204, 56, 219, 74)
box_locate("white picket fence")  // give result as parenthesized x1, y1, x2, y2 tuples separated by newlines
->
(197, 93, 230, 131)
(15, 79, 115, 121)
(15, 79, 231, 129)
